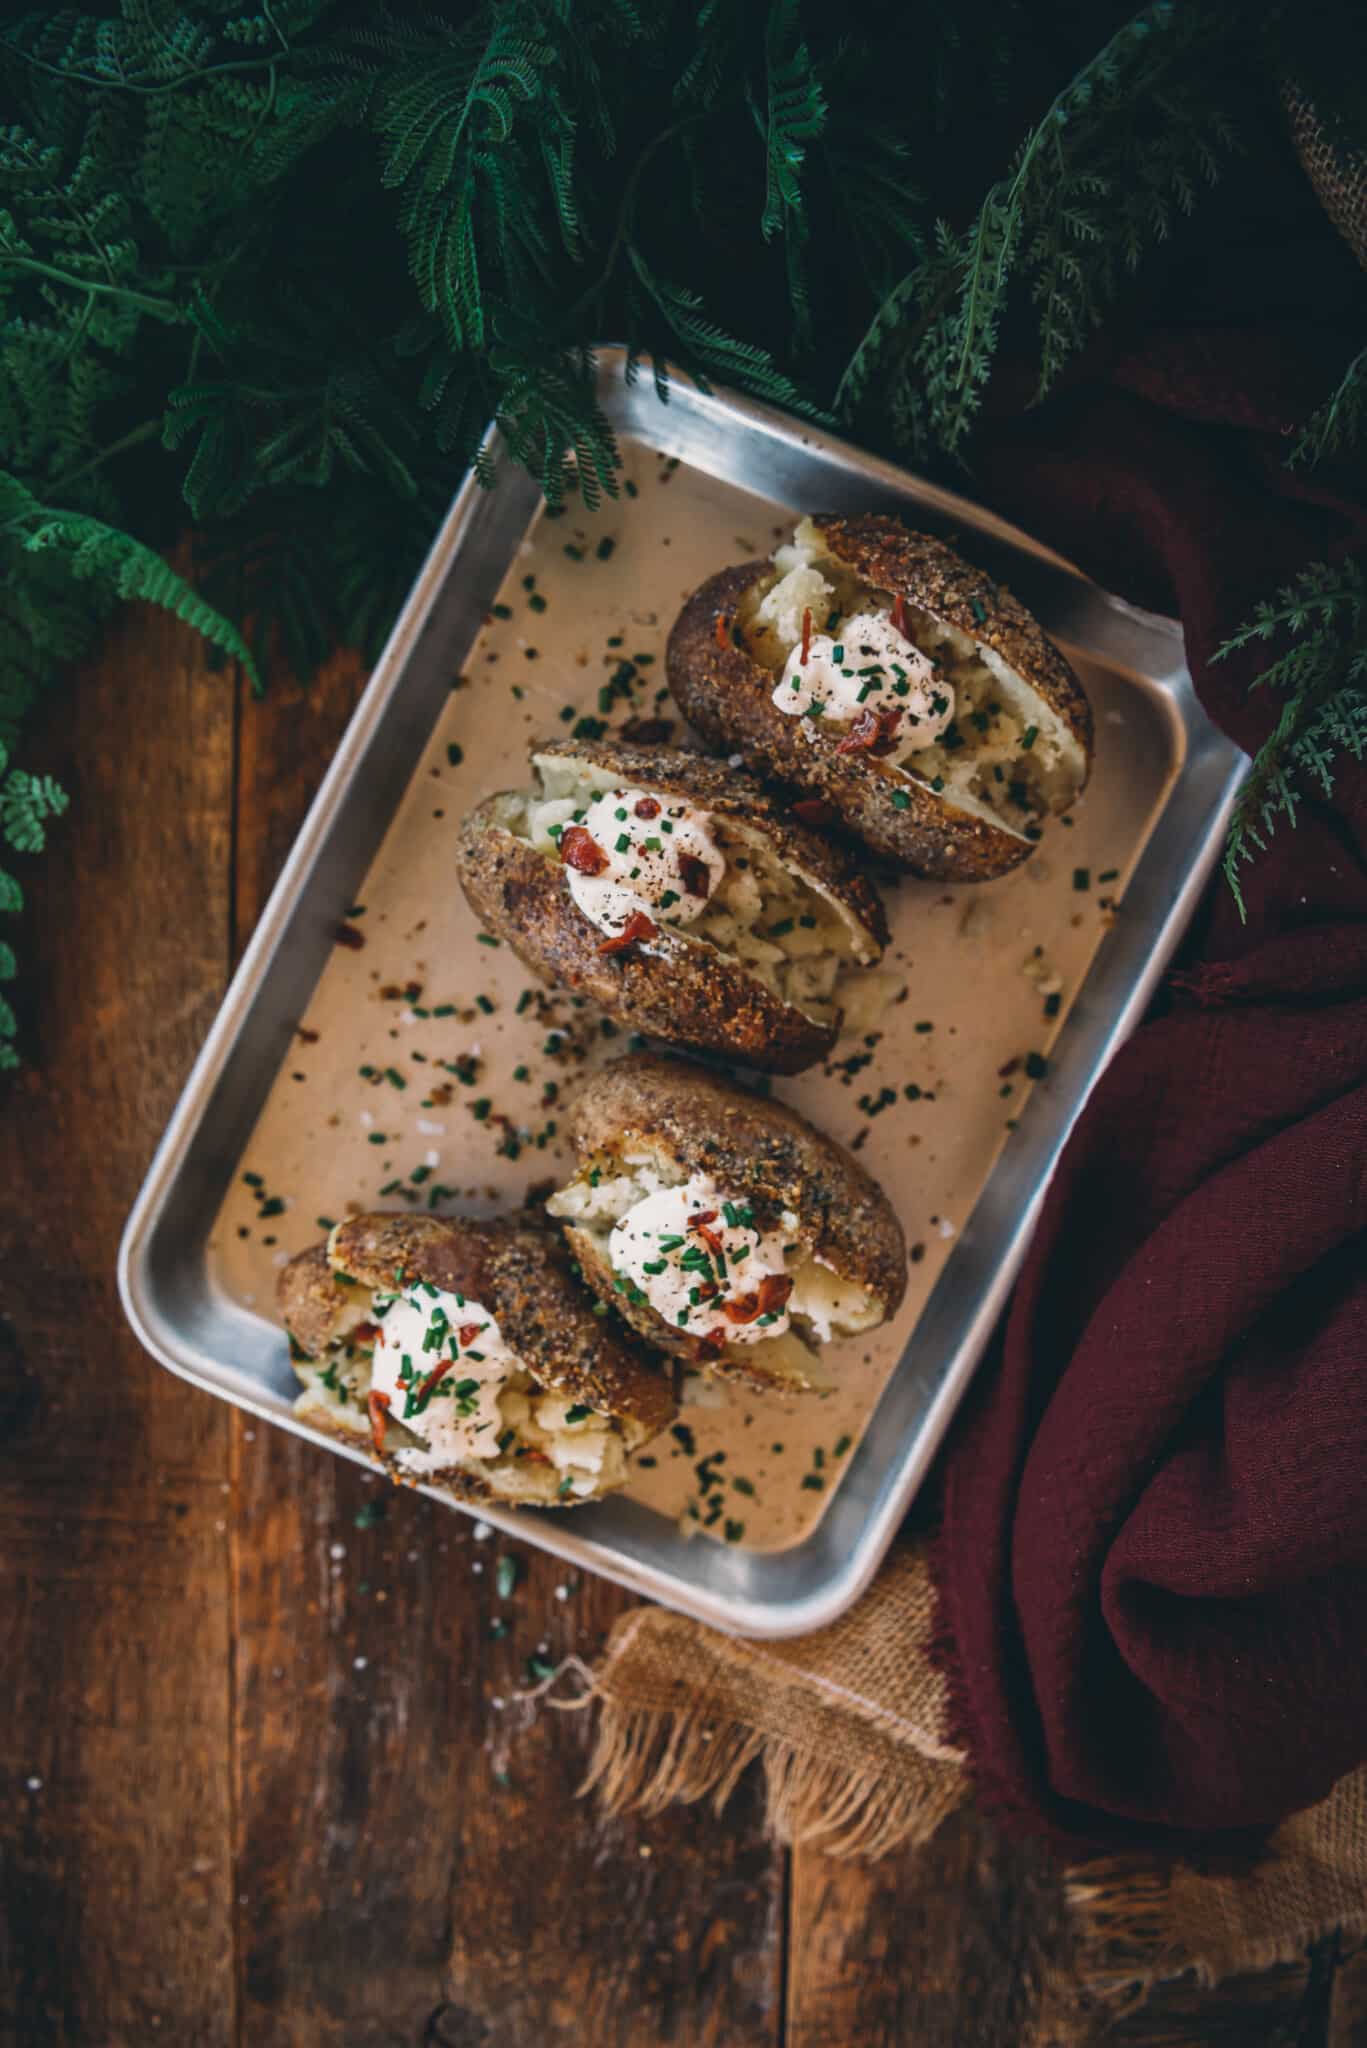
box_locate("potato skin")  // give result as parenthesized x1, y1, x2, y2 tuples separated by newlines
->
(666, 518, 1093, 882)
(557, 1054, 907, 1376)
(279, 1212, 676, 1440)
(455, 740, 887, 1076)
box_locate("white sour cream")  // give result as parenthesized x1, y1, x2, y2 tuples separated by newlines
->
(558, 787, 725, 939)
(608, 1172, 801, 1348)
(773, 609, 954, 759)
(368, 1282, 518, 1475)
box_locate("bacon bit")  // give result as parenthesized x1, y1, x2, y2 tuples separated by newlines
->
(688, 1211, 724, 1258)
(620, 716, 675, 746)
(791, 797, 836, 827)
(800, 606, 813, 664)
(633, 796, 662, 819)
(560, 824, 609, 875)
(891, 593, 908, 636)
(415, 1357, 453, 1407)
(997, 1057, 1020, 1078)
(456, 1322, 484, 1347)
(722, 1273, 794, 1325)
(714, 612, 731, 652)
(296, 1026, 320, 1044)
(596, 909, 659, 955)
(335, 923, 366, 950)
(678, 852, 712, 899)
(367, 1389, 391, 1453)
(696, 1328, 729, 1356)
(836, 706, 904, 758)
(350, 1322, 381, 1348)
(517, 1446, 552, 1465)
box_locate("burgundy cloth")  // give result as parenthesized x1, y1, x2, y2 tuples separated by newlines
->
(935, 327, 1367, 1850)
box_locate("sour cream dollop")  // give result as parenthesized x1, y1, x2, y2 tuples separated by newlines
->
(773, 609, 954, 759)
(368, 1282, 518, 1475)
(609, 1172, 801, 1349)
(559, 786, 726, 939)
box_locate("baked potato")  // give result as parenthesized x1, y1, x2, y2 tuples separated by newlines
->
(546, 1054, 906, 1396)
(277, 1212, 676, 1506)
(455, 736, 889, 1075)
(666, 514, 1094, 881)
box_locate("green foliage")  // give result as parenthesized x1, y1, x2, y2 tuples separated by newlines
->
(838, 2, 1247, 454)
(1213, 562, 1367, 913)
(1290, 345, 1367, 470)
(0, 0, 1364, 1057)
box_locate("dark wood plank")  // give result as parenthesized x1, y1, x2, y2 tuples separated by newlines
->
(1097, 1949, 1331, 2048)
(0, 597, 238, 2046)
(786, 1803, 1073, 2048)
(228, 654, 785, 2047)
(1329, 1934, 1367, 2047)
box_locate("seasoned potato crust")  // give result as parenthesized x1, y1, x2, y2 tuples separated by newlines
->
(667, 516, 1093, 881)
(456, 738, 888, 1074)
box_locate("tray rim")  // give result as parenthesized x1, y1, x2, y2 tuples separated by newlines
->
(119, 346, 1249, 1638)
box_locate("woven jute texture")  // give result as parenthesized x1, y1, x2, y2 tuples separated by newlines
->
(1285, 84, 1367, 271)
(575, 1542, 1367, 1994)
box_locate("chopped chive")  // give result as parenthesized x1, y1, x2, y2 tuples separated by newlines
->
(446, 742, 464, 766)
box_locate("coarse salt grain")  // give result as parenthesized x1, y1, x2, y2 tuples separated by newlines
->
(329, 1542, 346, 1560)
(417, 1119, 446, 1136)
(359, 1108, 374, 1127)
(472, 1521, 492, 1542)
(938, 1217, 956, 1239)
(425, 1149, 440, 1168)
(353, 1656, 367, 1670)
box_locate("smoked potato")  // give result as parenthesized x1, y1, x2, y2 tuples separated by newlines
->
(455, 736, 889, 1075)
(278, 1212, 675, 1507)
(666, 514, 1093, 881)
(547, 1054, 906, 1396)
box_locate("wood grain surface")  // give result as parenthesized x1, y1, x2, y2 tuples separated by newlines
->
(0, 613, 1358, 2047)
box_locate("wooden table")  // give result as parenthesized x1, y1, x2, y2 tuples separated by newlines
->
(4, 603, 1364, 2046)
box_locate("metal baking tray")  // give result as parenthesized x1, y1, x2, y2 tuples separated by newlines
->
(119, 347, 1247, 1638)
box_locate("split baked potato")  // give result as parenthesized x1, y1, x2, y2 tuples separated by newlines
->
(278, 1212, 676, 1506)
(547, 1054, 907, 1396)
(666, 514, 1094, 881)
(455, 737, 889, 1074)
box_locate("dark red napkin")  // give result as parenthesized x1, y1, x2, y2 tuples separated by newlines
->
(934, 312, 1367, 1851)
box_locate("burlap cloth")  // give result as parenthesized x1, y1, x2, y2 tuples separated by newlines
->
(563, 1545, 1367, 2002)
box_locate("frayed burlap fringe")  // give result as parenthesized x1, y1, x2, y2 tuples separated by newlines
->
(1064, 1765, 1367, 2005)
(570, 1543, 968, 1859)
(579, 1696, 965, 1859)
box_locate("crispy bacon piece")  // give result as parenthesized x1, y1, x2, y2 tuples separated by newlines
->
(517, 1446, 552, 1465)
(349, 1321, 381, 1348)
(688, 1210, 725, 1259)
(678, 852, 712, 900)
(596, 909, 660, 955)
(791, 797, 836, 827)
(891, 593, 909, 636)
(456, 1322, 484, 1348)
(415, 1357, 454, 1408)
(800, 606, 813, 664)
(836, 706, 904, 758)
(696, 1327, 729, 1357)
(715, 612, 731, 652)
(633, 796, 662, 819)
(722, 1273, 794, 1325)
(367, 1389, 391, 1453)
(559, 824, 608, 875)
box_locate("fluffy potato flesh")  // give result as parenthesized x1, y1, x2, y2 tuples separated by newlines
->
(292, 1284, 639, 1506)
(491, 750, 881, 1028)
(746, 518, 1087, 841)
(548, 1150, 885, 1393)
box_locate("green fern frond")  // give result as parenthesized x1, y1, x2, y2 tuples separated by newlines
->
(1214, 559, 1367, 913)
(0, 763, 69, 854)
(1290, 345, 1367, 470)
